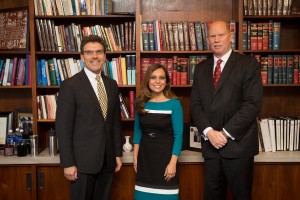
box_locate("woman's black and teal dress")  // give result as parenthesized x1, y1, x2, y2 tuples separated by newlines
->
(133, 99, 183, 200)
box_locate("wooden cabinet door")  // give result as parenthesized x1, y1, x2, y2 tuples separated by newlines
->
(0, 166, 33, 200)
(37, 166, 70, 200)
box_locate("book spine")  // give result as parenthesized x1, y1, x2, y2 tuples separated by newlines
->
(272, 22, 281, 50)
(129, 91, 135, 118)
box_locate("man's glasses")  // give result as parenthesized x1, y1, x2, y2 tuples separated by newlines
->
(83, 50, 105, 55)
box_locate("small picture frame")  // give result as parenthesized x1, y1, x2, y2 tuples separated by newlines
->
(0, 7, 29, 50)
(0, 113, 9, 144)
(189, 126, 202, 152)
(17, 111, 33, 134)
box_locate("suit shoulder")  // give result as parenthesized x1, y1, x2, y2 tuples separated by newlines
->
(60, 71, 83, 87)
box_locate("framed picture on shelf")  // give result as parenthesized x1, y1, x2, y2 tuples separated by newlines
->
(0, 7, 29, 50)
(16, 111, 33, 134)
(188, 125, 202, 152)
(0, 113, 9, 144)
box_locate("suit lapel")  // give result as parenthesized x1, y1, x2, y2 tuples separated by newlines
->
(213, 52, 236, 97)
(79, 70, 104, 119)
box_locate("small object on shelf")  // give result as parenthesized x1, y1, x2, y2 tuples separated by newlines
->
(30, 135, 38, 157)
(123, 136, 132, 152)
(49, 128, 58, 156)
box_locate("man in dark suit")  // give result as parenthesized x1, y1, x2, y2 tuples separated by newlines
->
(191, 21, 263, 200)
(56, 35, 122, 200)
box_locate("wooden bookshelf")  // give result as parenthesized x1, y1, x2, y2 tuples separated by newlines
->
(0, 0, 299, 199)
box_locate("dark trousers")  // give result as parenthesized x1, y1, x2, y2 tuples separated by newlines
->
(204, 156, 254, 200)
(70, 161, 114, 200)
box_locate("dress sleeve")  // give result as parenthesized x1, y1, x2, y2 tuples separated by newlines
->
(133, 111, 142, 144)
(171, 99, 183, 156)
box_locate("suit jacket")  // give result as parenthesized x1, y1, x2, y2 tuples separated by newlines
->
(56, 70, 122, 174)
(191, 52, 263, 159)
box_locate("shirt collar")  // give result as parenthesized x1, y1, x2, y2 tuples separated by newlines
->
(84, 67, 101, 81)
(213, 49, 232, 64)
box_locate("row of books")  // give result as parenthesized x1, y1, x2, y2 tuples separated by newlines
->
(36, 19, 136, 52)
(37, 55, 136, 86)
(34, 0, 112, 16)
(0, 56, 31, 86)
(37, 58, 84, 86)
(141, 55, 207, 85)
(37, 94, 58, 120)
(252, 54, 299, 84)
(242, 20, 281, 50)
(102, 55, 136, 86)
(258, 117, 300, 152)
(141, 20, 237, 52)
(119, 91, 135, 119)
(243, 0, 294, 16)
(36, 92, 134, 120)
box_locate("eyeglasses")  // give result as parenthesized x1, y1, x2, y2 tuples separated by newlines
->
(83, 50, 105, 55)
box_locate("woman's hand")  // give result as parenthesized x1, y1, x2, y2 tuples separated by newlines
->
(133, 144, 139, 173)
(164, 155, 178, 181)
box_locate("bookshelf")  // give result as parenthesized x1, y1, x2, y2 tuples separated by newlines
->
(0, 0, 300, 199)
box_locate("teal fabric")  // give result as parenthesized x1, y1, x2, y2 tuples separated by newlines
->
(134, 190, 179, 200)
(133, 98, 183, 156)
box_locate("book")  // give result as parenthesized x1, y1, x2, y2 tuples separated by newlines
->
(148, 21, 155, 51)
(194, 21, 203, 51)
(242, 21, 248, 50)
(126, 55, 132, 85)
(129, 91, 135, 118)
(259, 118, 272, 152)
(272, 22, 281, 50)
(10, 57, 18, 86)
(229, 20, 236, 50)
(2, 59, 11, 86)
(188, 22, 197, 51)
(250, 22, 258, 50)
(141, 21, 149, 51)
(131, 55, 136, 85)
(35, 19, 44, 51)
(177, 21, 184, 51)
(182, 21, 190, 51)
(119, 93, 130, 118)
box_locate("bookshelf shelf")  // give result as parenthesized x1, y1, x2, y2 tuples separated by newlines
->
(0, 86, 32, 89)
(263, 84, 300, 87)
(141, 50, 213, 54)
(37, 119, 55, 123)
(243, 15, 300, 20)
(0, 51, 30, 54)
(243, 49, 300, 53)
(34, 15, 136, 19)
(35, 51, 136, 55)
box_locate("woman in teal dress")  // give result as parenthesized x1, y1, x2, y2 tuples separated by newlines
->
(133, 64, 183, 200)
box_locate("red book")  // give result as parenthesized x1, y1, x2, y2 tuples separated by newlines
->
(140, 58, 153, 81)
(179, 58, 188, 85)
(294, 55, 300, 84)
(129, 91, 135, 118)
(166, 58, 174, 84)
(250, 23, 258, 50)
(262, 22, 269, 50)
(172, 56, 178, 85)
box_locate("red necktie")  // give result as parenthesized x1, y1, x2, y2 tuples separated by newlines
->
(213, 59, 222, 89)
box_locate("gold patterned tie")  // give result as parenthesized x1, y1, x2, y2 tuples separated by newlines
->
(96, 75, 107, 119)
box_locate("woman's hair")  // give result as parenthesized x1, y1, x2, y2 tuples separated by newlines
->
(135, 63, 177, 114)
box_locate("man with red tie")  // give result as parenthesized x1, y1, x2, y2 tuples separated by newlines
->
(191, 20, 263, 200)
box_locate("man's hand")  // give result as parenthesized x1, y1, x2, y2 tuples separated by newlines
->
(115, 157, 122, 172)
(64, 166, 77, 181)
(207, 129, 228, 149)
